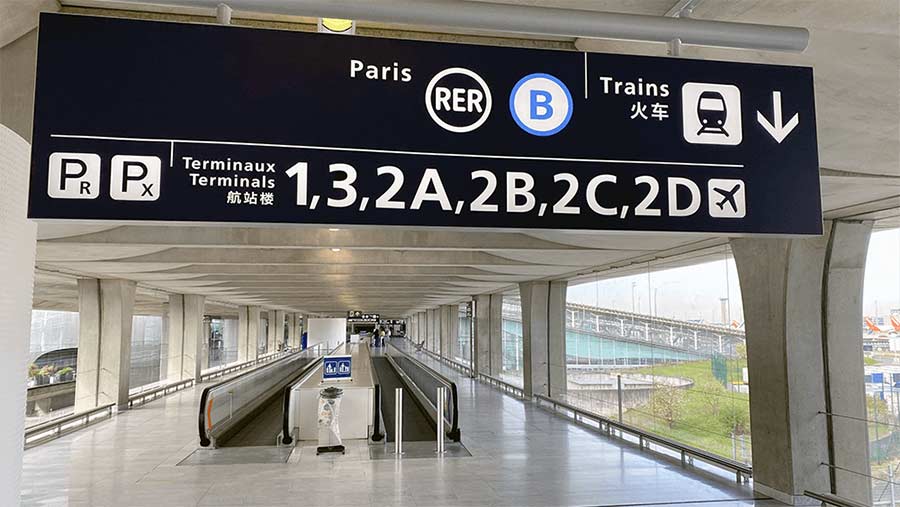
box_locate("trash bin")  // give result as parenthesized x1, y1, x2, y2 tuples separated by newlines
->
(316, 386, 345, 455)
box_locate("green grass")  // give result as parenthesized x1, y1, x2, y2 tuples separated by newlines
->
(865, 356, 879, 366)
(618, 359, 752, 462)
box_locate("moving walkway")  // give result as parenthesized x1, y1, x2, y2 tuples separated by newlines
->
(372, 340, 460, 443)
(197, 338, 459, 449)
(198, 345, 328, 447)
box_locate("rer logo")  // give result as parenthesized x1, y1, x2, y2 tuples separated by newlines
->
(425, 67, 492, 133)
(47, 153, 161, 201)
(509, 73, 573, 136)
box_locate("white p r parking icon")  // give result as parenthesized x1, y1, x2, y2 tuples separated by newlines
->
(111, 155, 161, 201)
(48, 152, 101, 199)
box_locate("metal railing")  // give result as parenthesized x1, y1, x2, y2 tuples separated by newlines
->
(24, 403, 115, 449)
(533, 394, 752, 484)
(199, 349, 294, 383)
(419, 346, 474, 377)
(804, 491, 869, 507)
(477, 372, 526, 398)
(387, 341, 461, 441)
(127, 377, 195, 408)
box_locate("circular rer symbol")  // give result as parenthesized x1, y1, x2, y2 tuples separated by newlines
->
(425, 67, 493, 133)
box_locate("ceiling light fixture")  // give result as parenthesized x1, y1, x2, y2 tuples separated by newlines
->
(331, 248, 342, 252)
(328, 228, 341, 232)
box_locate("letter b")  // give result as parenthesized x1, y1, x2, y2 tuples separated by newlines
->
(530, 90, 553, 120)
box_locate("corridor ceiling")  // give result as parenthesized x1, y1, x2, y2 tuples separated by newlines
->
(22, 0, 900, 316)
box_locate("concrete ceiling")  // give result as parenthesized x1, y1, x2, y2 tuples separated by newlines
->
(12, 0, 900, 316)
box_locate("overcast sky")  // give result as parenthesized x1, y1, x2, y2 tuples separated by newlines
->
(568, 228, 900, 323)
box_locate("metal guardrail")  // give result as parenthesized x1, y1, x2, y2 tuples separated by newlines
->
(24, 403, 115, 449)
(533, 394, 752, 484)
(419, 347, 475, 377)
(804, 491, 869, 507)
(200, 350, 293, 383)
(477, 372, 526, 398)
(127, 378, 196, 408)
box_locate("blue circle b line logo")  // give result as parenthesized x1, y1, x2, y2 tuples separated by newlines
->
(509, 73, 573, 136)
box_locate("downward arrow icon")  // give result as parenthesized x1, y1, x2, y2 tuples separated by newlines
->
(756, 91, 799, 143)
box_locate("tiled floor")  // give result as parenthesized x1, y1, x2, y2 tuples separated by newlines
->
(21, 347, 782, 507)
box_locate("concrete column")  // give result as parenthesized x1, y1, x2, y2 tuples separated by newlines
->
(489, 293, 503, 377)
(418, 312, 426, 345)
(440, 305, 451, 358)
(823, 221, 873, 502)
(426, 309, 436, 351)
(165, 295, 185, 382)
(287, 313, 298, 350)
(474, 295, 491, 376)
(237, 306, 261, 362)
(201, 316, 211, 371)
(249, 306, 261, 360)
(268, 310, 285, 353)
(519, 281, 549, 398)
(183, 295, 205, 380)
(166, 294, 205, 381)
(448, 305, 460, 361)
(731, 220, 872, 505)
(159, 302, 169, 380)
(548, 281, 568, 398)
(0, 124, 37, 505)
(75, 279, 136, 411)
(237, 306, 250, 362)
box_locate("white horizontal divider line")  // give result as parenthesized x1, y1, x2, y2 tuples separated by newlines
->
(50, 134, 744, 168)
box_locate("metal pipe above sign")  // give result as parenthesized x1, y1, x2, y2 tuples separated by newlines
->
(28, 14, 822, 236)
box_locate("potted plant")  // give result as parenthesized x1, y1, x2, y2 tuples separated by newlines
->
(39, 365, 57, 384)
(57, 367, 74, 382)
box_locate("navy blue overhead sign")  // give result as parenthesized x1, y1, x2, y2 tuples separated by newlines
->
(28, 14, 822, 235)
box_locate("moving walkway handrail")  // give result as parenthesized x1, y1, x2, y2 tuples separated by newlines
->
(386, 341, 460, 441)
(198, 347, 313, 447)
(368, 349, 385, 442)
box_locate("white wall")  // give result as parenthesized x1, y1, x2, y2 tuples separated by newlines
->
(307, 318, 347, 350)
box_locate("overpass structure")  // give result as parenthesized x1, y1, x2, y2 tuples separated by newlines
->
(503, 298, 744, 364)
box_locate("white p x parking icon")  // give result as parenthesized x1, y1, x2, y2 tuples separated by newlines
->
(110, 155, 161, 201)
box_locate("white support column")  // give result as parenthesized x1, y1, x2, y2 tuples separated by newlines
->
(165, 295, 185, 382)
(474, 295, 490, 376)
(182, 295, 205, 381)
(823, 221, 873, 502)
(440, 305, 452, 358)
(731, 220, 873, 505)
(237, 306, 261, 362)
(548, 281, 568, 398)
(287, 313, 298, 350)
(269, 310, 285, 353)
(237, 306, 250, 362)
(0, 125, 37, 506)
(489, 293, 503, 377)
(249, 306, 262, 360)
(519, 281, 549, 398)
(75, 279, 136, 412)
(426, 308, 437, 352)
